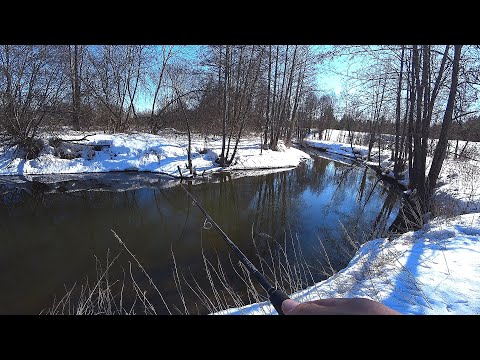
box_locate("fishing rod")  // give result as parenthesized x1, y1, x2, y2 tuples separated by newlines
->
(180, 182, 290, 315)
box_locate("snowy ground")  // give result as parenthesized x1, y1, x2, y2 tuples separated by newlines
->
(0, 131, 310, 177)
(304, 134, 368, 160)
(433, 159, 480, 216)
(217, 212, 480, 315)
(304, 132, 401, 173)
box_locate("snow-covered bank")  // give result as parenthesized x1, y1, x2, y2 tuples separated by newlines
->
(216, 212, 480, 315)
(215, 131, 480, 315)
(0, 131, 310, 177)
(304, 136, 368, 160)
(304, 132, 480, 218)
(433, 160, 480, 216)
(304, 132, 401, 171)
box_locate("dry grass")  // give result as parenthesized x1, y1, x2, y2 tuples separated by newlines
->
(44, 195, 428, 315)
(43, 250, 135, 315)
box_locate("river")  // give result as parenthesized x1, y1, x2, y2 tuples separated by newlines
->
(0, 155, 399, 314)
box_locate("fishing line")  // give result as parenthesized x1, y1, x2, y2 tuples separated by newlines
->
(180, 182, 290, 315)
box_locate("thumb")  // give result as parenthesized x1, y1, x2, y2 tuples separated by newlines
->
(281, 299, 300, 314)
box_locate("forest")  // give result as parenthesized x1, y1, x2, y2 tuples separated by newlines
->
(1, 45, 479, 216)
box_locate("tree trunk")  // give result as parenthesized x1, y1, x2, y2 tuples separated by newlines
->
(368, 74, 386, 162)
(69, 45, 81, 131)
(394, 46, 405, 178)
(412, 45, 423, 190)
(407, 49, 416, 186)
(176, 92, 193, 175)
(228, 50, 264, 164)
(149, 46, 172, 133)
(277, 45, 297, 147)
(399, 77, 410, 172)
(286, 47, 305, 145)
(427, 45, 462, 198)
(226, 46, 257, 163)
(459, 140, 469, 158)
(264, 45, 272, 148)
(416, 45, 430, 204)
(219, 45, 229, 167)
(377, 120, 382, 167)
(270, 46, 279, 148)
(272, 45, 289, 150)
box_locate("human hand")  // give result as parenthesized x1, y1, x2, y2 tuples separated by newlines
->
(281, 297, 401, 315)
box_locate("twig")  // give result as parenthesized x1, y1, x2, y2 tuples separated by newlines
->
(111, 229, 172, 314)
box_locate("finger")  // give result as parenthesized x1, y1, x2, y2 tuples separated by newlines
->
(286, 302, 333, 315)
(281, 299, 300, 314)
(310, 298, 348, 307)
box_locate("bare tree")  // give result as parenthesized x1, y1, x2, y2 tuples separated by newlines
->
(168, 61, 196, 175)
(147, 45, 175, 133)
(367, 70, 387, 161)
(205, 45, 266, 166)
(0, 45, 67, 157)
(83, 45, 145, 133)
(426, 45, 462, 199)
(393, 45, 405, 177)
(67, 45, 82, 130)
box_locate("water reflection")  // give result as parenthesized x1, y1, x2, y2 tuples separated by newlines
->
(0, 156, 399, 314)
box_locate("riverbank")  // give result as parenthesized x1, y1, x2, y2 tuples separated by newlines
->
(303, 131, 480, 217)
(215, 132, 480, 315)
(217, 212, 480, 315)
(0, 130, 310, 177)
(2, 130, 479, 315)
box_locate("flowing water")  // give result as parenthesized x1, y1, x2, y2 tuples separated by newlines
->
(0, 155, 400, 314)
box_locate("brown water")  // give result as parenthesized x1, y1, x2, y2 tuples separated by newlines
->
(0, 156, 399, 314)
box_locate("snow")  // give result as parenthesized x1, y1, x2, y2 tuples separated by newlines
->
(215, 130, 480, 315)
(216, 212, 480, 315)
(0, 131, 310, 177)
(304, 131, 480, 217)
(304, 134, 368, 160)
(2, 128, 480, 315)
(433, 159, 480, 216)
(304, 132, 397, 170)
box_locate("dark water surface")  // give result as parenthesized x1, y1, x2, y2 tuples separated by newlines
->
(0, 156, 399, 314)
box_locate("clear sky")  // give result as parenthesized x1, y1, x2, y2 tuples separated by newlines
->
(135, 45, 350, 112)
(312, 45, 345, 97)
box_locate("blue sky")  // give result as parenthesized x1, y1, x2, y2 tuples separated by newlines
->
(135, 45, 348, 112)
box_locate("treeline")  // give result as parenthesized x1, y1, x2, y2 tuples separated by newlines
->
(1, 45, 479, 212)
(331, 114, 480, 143)
(0, 45, 181, 139)
(320, 45, 480, 225)
(0, 45, 326, 162)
